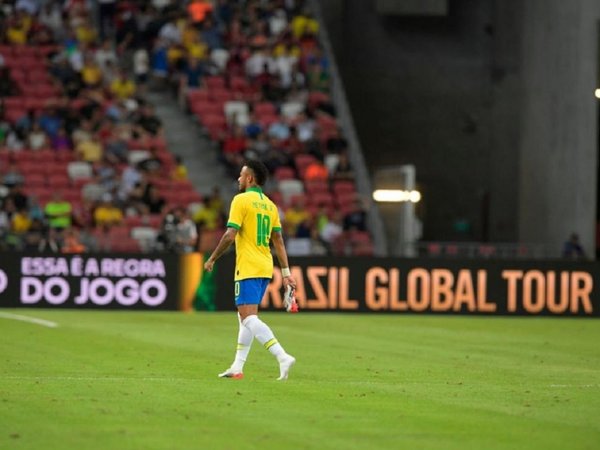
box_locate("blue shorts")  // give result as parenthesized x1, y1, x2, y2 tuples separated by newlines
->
(235, 278, 270, 306)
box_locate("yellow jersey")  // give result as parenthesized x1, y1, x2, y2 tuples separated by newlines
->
(227, 187, 282, 281)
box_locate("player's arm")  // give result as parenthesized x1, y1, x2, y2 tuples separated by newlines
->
(204, 227, 238, 272)
(271, 230, 296, 289)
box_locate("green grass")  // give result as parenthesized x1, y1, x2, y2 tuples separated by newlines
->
(0, 309, 599, 450)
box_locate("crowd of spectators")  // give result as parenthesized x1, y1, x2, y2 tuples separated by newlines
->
(0, 0, 372, 256)
(167, 0, 373, 255)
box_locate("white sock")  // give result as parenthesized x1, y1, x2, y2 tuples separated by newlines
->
(242, 315, 286, 360)
(231, 314, 253, 372)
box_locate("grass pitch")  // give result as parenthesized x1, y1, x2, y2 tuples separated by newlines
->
(0, 309, 599, 450)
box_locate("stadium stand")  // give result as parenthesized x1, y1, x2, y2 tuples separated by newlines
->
(0, 0, 373, 256)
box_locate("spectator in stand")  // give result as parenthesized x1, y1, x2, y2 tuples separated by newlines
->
(174, 206, 198, 253)
(7, 184, 29, 212)
(39, 1, 64, 39)
(49, 55, 83, 99)
(51, 126, 73, 152)
(307, 61, 330, 93)
(28, 195, 45, 223)
(562, 233, 586, 260)
(118, 163, 142, 203)
(38, 107, 63, 139)
(94, 193, 123, 228)
(331, 152, 355, 182)
(294, 111, 316, 143)
(115, 6, 141, 55)
(326, 125, 348, 154)
(76, 133, 103, 163)
(137, 146, 163, 176)
(94, 158, 118, 193)
(304, 157, 328, 182)
(201, 16, 222, 50)
(5, 127, 25, 151)
(159, 16, 182, 46)
(61, 227, 86, 253)
(6, 12, 30, 45)
(291, 10, 319, 40)
(193, 196, 219, 231)
(267, 118, 290, 142)
(80, 53, 104, 89)
(133, 104, 163, 137)
(45, 191, 72, 231)
(343, 198, 367, 232)
(170, 155, 188, 181)
(103, 125, 129, 163)
(142, 185, 166, 215)
(208, 185, 225, 217)
(38, 227, 62, 253)
(95, 39, 118, 73)
(295, 217, 312, 239)
(179, 57, 205, 106)
(133, 45, 150, 93)
(110, 69, 137, 100)
(151, 38, 170, 87)
(183, 23, 209, 59)
(2, 163, 24, 188)
(284, 197, 311, 238)
(27, 123, 49, 151)
(0, 67, 19, 97)
(319, 211, 343, 252)
(72, 120, 94, 147)
(188, 0, 213, 26)
(97, 0, 117, 40)
(11, 207, 32, 236)
(22, 218, 47, 251)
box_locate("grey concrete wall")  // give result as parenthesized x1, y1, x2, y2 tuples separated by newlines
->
(320, 0, 599, 256)
(518, 0, 599, 255)
(321, 0, 495, 242)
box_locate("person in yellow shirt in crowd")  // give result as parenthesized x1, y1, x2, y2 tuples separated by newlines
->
(76, 134, 103, 163)
(11, 208, 32, 234)
(94, 194, 123, 228)
(75, 18, 97, 45)
(284, 196, 311, 237)
(193, 197, 219, 231)
(208, 185, 225, 215)
(290, 11, 319, 39)
(185, 31, 209, 60)
(170, 155, 188, 181)
(110, 70, 136, 100)
(6, 12, 31, 44)
(81, 54, 103, 88)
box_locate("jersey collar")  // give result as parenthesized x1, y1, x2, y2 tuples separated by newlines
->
(246, 186, 263, 194)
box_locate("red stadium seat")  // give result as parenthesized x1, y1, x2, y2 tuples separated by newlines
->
(274, 166, 296, 181)
(205, 76, 226, 90)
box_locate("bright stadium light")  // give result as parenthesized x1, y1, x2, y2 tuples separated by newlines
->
(373, 189, 421, 203)
(595, 89, 600, 99)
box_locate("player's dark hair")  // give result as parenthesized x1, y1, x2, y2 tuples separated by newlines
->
(245, 159, 269, 186)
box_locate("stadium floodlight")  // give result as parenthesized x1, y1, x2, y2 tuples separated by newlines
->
(372, 189, 421, 203)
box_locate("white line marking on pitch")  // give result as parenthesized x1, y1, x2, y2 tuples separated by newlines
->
(549, 384, 598, 388)
(0, 312, 58, 328)
(0, 376, 194, 382)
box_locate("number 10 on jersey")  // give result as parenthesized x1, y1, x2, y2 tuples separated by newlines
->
(256, 213, 271, 246)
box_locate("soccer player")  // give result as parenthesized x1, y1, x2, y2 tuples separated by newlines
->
(204, 160, 297, 380)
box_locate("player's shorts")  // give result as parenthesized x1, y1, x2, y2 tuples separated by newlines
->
(235, 278, 270, 306)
